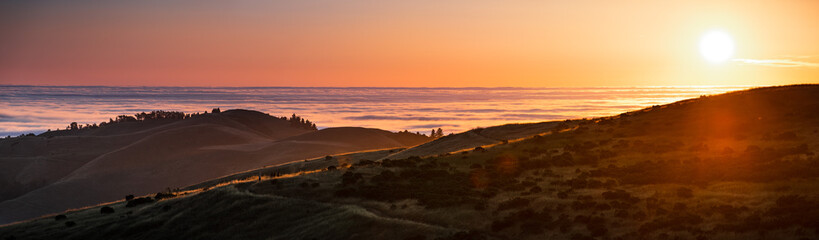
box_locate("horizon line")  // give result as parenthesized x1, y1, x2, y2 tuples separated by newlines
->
(0, 84, 758, 90)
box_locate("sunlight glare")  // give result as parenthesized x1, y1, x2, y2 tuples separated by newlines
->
(699, 31, 735, 63)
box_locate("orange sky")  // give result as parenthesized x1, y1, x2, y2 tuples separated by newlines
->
(1, 0, 817, 87)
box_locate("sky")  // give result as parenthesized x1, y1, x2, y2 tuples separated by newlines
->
(1, 0, 818, 87)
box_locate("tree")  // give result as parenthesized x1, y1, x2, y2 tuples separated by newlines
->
(212, 108, 221, 113)
(436, 128, 443, 138)
(69, 122, 79, 130)
(431, 129, 436, 137)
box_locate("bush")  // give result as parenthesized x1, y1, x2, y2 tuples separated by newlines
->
(435, 231, 487, 240)
(602, 189, 639, 203)
(334, 188, 356, 198)
(520, 220, 545, 235)
(403, 235, 426, 240)
(497, 197, 530, 211)
(585, 216, 608, 237)
(341, 171, 363, 185)
(557, 191, 569, 199)
(54, 214, 67, 221)
(676, 187, 694, 198)
(125, 194, 135, 201)
(154, 192, 176, 200)
(490, 218, 515, 232)
(125, 197, 154, 208)
(100, 206, 114, 214)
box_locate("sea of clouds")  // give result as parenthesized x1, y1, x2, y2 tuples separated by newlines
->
(0, 86, 745, 137)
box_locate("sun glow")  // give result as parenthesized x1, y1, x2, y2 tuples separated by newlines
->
(699, 30, 735, 63)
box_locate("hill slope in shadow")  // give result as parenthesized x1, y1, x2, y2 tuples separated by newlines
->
(0, 109, 431, 224)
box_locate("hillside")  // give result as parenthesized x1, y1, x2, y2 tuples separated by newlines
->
(2, 85, 819, 240)
(0, 110, 432, 225)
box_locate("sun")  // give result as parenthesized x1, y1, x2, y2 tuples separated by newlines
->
(699, 30, 735, 63)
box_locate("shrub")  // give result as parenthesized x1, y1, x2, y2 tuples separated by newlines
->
(341, 171, 363, 185)
(602, 189, 639, 203)
(571, 200, 597, 211)
(54, 214, 67, 221)
(614, 209, 630, 218)
(327, 165, 337, 171)
(557, 191, 570, 199)
(497, 197, 530, 211)
(403, 235, 426, 240)
(570, 233, 594, 240)
(125, 197, 154, 208)
(710, 204, 744, 221)
(632, 211, 647, 221)
(520, 220, 545, 235)
(125, 194, 135, 201)
(585, 216, 608, 237)
(100, 206, 114, 214)
(371, 170, 398, 183)
(490, 218, 515, 232)
(334, 188, 356, 197)
(595, 203, 612, 211)
(353, 159, 375, 167)
(154, 192, 176, 200)
(436, 231, 487, 240)
(676, 187, 694, 198)
(474, 202, 487, 211)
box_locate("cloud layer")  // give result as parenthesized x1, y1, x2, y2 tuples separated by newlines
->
(0, 86, 746, 137)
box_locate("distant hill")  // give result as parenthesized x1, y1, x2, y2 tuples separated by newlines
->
(386, 121, 566, 160)
(0, 109, 431, 225)
(3, 85, 819, 240)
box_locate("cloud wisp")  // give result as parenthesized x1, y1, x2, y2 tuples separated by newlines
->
(732, 58, 819, 68)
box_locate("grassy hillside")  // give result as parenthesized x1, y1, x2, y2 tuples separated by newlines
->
(0, 110, 432, 225)
(2, 85, 818, 240)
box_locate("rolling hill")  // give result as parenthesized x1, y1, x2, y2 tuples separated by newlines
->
(0, 109, 431, 225)
(2, 85, 819, 240)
